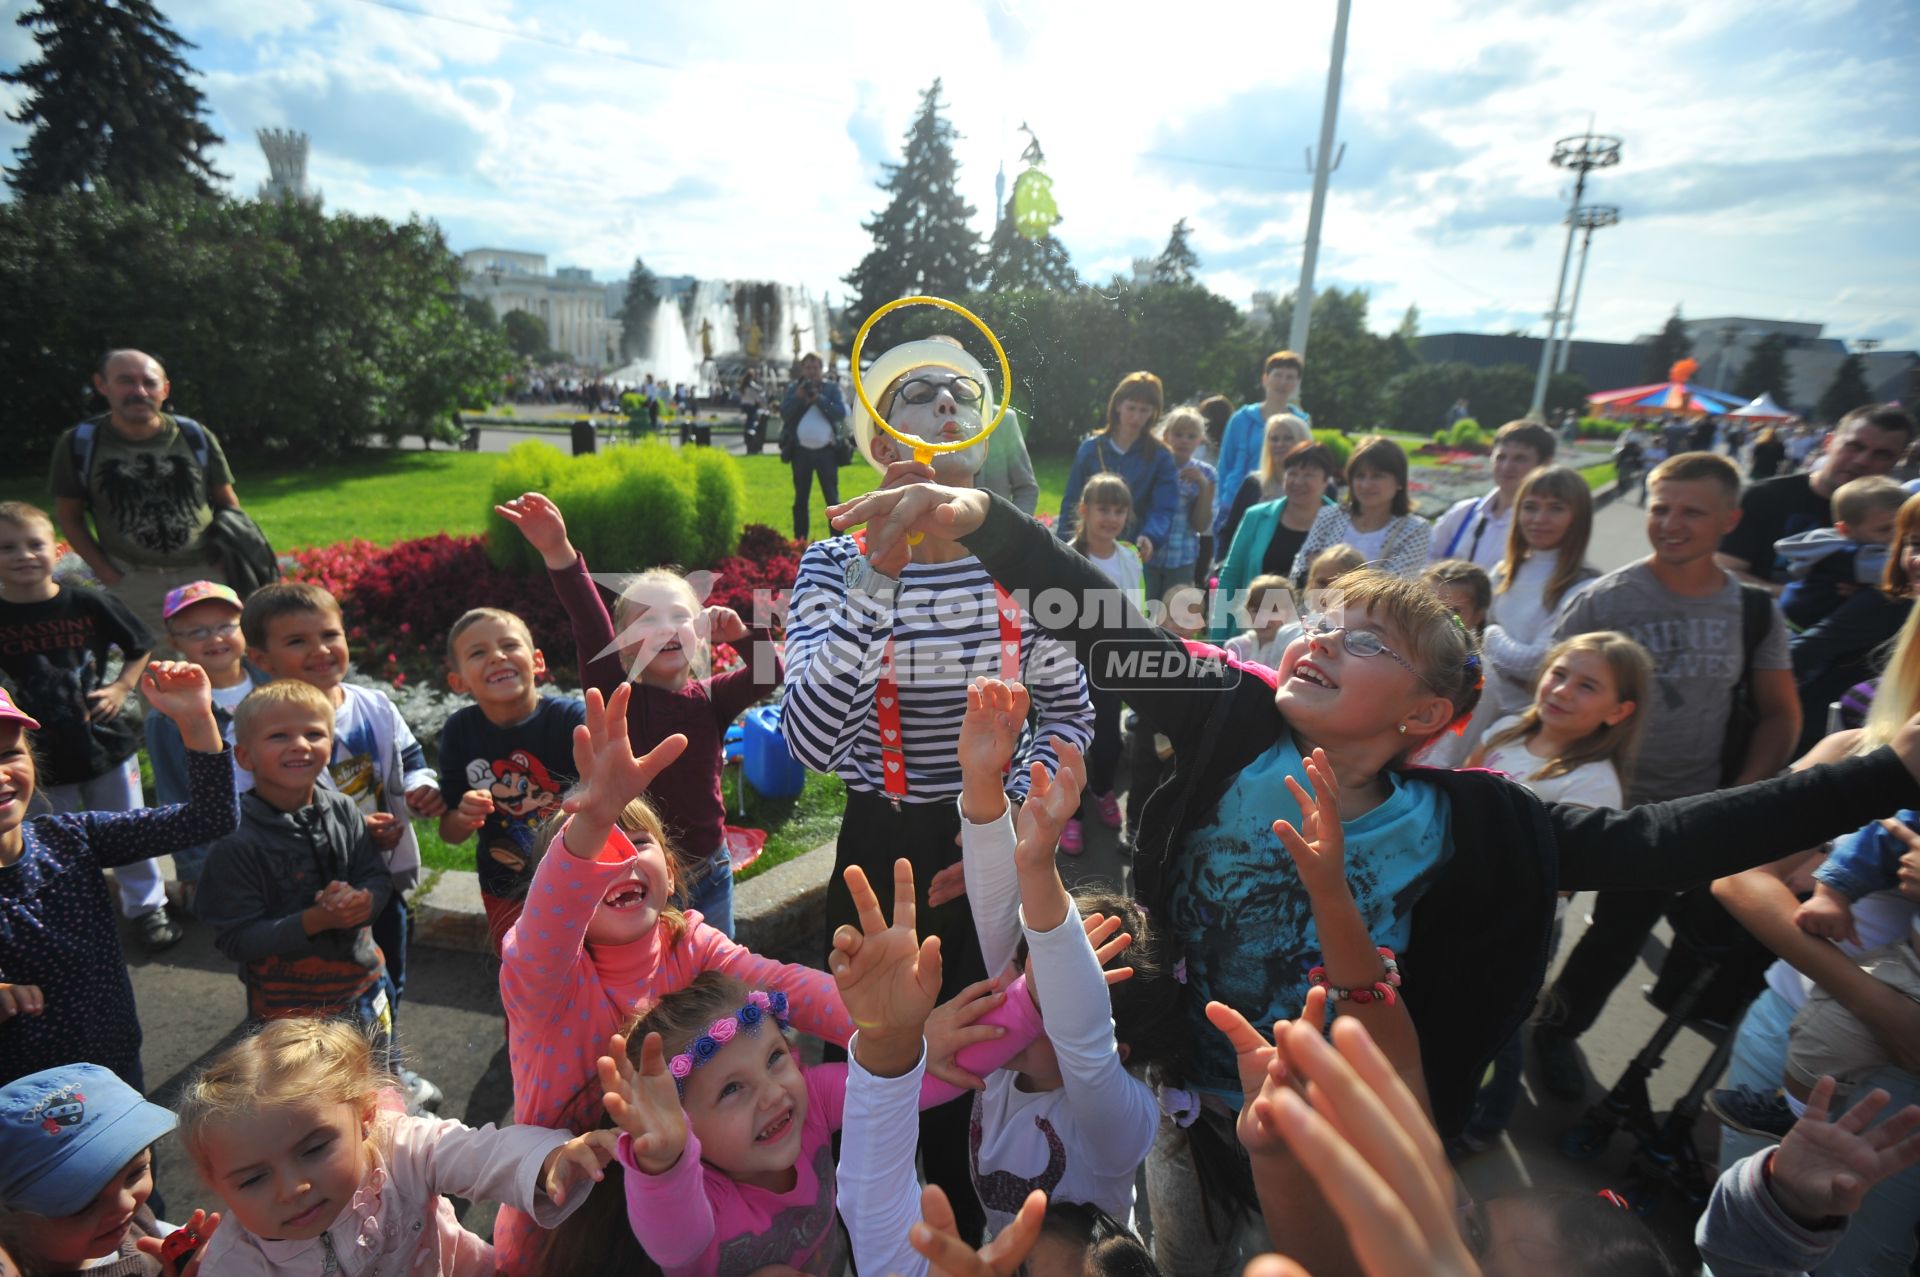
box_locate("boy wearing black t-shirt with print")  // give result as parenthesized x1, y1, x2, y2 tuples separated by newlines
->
(435, 607, 585, 954)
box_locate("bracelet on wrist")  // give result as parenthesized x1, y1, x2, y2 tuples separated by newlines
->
(1306, 947, 1402, 1007)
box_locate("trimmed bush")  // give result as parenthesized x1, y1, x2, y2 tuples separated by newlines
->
(1446, 417, 1488, 449)
(1577, 416, 1629, 439)
(1311, 429, 1354, 469)
(486, 440, 743, 575)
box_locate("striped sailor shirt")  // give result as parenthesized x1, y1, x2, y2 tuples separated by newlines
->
(784, 534, 1094, 801)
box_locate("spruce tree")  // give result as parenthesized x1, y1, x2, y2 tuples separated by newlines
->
(618, 257, 660, 358)
(1151, 218, 1199, 285)
(844, 80, 981, 326)
(981, 195, 1078, 292)
(1816, 354, 1873, 424)
(1734, 333, 1793, 404)
(5, 0, 225, 198)
(1643, 306, 1694, 382)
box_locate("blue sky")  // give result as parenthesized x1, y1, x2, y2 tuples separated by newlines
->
(4, 0, 1916, 347)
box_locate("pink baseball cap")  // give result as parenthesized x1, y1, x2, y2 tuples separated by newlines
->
(0, 687, 40, 731)
(161, 581, 243, 621)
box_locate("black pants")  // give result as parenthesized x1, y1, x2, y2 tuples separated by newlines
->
(743, 406, 763, 453)
(791, 445, 841, 541)
(1082, 685, 1124, 811)
(825, 788, 987, 1246)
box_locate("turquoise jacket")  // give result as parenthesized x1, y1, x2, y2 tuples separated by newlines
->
(1211, 497, 1298, 640)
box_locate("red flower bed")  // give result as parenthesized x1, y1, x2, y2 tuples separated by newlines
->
(283, 524, 810, 690)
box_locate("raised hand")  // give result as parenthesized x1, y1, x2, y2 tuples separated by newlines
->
(1014, 744, 1086, 873)
(1769, 1075, 1920, 1222)
(701, 605, 749, 646)
(562, 684, 689, 842)
(494, 492, 577, 569)
(139, 661, 212, 724)
(958, 679, 1031, 780)
(1204, 992, 1327, 1160)
(0, 983, 45, 1023)
(826, 470, 991, 570)
(830, 860, 943, 1076)
(923, 976, 1008, 1092)
(1081, 913, 1136, 986)
(909, 1183, 1045, 1277)
(597, 1032, 688, 1175)
(1274, 749, 1346, 900)
(540, 1129, 620, 1208)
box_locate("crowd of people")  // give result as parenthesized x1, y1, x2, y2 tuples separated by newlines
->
(0, 343, 1917, 1277)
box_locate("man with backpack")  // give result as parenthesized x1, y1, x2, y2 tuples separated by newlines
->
(1532, 451, 1800, 1100)
(48, 350, 244, 640)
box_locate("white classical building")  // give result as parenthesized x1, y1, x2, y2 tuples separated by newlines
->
(459, 248, 623, 367)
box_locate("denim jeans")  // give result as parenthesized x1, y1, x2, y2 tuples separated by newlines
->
(48, 754, 166, 918)
(684, 847, 735, 939)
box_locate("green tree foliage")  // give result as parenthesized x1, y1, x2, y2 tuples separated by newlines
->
(844, 79, 981, 327)
(1817, 354, 1873, 424)
(462, 295, 499, 330)
(1735, 333, 1793, 405)
(0, 186, 510, 461)
(1383, 361, 1569, 433)
(4, 0, 224, 198)
(1253, 288, 1404, 432)
(618, 256, 659, 357)
(981, 195, 1078, 292)
(1643, 306, 1694, 382)
(1151, 218, 1199, 285)
(503, 310, 551, 360)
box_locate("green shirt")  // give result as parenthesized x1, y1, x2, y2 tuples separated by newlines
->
(48, 414, 234, 568)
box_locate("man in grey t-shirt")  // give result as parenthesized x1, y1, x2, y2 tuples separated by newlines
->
(1533, 452, 1800, 1100)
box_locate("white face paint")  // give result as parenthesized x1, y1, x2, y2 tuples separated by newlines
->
(874, 363, 988, 478)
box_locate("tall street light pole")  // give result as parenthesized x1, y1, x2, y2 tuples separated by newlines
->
(1287, 0, 1351, 360)
(1530, 128, 1621, 418)
(1554, 204, 1620, 373)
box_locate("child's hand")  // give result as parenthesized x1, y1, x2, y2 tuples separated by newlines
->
(1794, 883, 1859, 944)
(701, 605, 749, 646)
(451, 789, 495, 829)
(597, 1032, 688, 1175)
(494, 492, 578, 569)
(365, 811, 405, 852)
(405, 784, 447, 819)
(0, 983, 45, 1022)
(910, 1182, 1045, 1277)
(1769, 1075, 1920, 1224)
(562, 684, 689, 835)
(926, 861, 969, 909)
(137, 661, 212, 724)
(1274, 748, 1346, 900)
(1080, 913, 1136, 986)
(540, 1129, 619, 1208)
(311, 883, 374, 929)
(136, 1207, 220, 1277)
(922, 976, 1008, 1092)
(1013, 743, 1085, 873)
(958, 679, 1031, 780)
(830, 859, 943, 1077)
(86, 680, 132, 722)
(1205, 991, 1323, 1161)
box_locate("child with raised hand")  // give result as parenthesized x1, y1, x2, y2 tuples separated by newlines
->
(496, 490, 783, 939)
(0, 665, 236, 1092)
(956, 677, 1176, 1233)
(825, 472, 1920, 1274)
(179, 1017, 613, 1276)
(492, 682, 853, 1276)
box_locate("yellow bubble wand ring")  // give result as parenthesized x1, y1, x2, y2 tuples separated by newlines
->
(850, 296, 1011, 546)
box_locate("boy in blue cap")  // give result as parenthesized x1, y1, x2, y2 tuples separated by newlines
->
(0, 1062, 213, 1275)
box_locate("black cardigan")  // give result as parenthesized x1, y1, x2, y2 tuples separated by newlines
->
(959, 493, 1920, 1137)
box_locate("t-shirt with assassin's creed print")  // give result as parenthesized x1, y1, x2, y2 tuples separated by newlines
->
(0, 585, 151, 786)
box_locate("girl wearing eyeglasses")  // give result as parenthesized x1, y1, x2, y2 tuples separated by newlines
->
(824, 474, 1920, 1275)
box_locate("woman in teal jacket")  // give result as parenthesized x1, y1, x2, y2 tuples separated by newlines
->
(1209, 442, 1340, 639)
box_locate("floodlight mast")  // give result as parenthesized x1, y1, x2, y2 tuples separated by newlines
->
(1554, 204, 1621, 373)
(1529, 130, 1622, 417)
(1287, 0, 1352, 360)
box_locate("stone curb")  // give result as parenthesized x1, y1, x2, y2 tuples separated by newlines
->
(407, 842, 835, 956)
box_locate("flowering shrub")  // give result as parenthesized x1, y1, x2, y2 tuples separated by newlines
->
(706, 524, 802, 630)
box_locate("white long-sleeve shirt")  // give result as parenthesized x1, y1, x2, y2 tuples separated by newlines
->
(1480, 555, 1598, 720)
(837, 1037, 931, 1277)
(957, 799, 1160, 1232)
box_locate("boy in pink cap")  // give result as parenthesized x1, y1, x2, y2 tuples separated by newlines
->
(147, 581, 261, 916)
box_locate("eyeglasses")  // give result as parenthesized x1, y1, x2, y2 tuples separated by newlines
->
(170, 621, 240, 643)
(896, 374, 983, 405)
(1301, 614, 1443, 694)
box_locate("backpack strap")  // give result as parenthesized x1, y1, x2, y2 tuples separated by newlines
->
(1737, 582, 1773, 676)
(71, 416, 212, 492)
(171, 416, 213, 471)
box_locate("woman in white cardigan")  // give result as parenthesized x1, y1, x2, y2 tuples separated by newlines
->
(1480, 465, 1601, 721)
(1293, 434, 1433, 583)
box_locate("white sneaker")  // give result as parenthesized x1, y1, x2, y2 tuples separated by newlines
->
(400, 1067, 444, 1114)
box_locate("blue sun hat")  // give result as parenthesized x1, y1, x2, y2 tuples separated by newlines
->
(0, 1064, 176, 1215)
